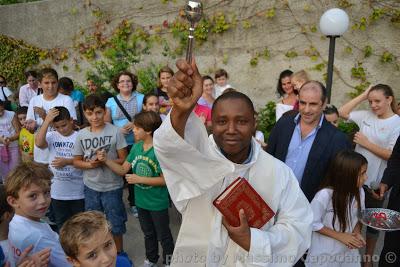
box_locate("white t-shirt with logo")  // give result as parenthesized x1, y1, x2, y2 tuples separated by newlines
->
(47, 131, 84, 200)
(349, 110, 400, 186)
(8, 214, 71, 267)
(26, 93, 77, 164)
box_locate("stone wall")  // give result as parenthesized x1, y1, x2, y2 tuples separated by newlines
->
(1, 0, 399, 109)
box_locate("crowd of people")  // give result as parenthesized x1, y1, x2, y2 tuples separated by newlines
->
(0, 58, 399, 267)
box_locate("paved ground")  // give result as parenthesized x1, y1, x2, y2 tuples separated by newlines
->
(123, 188, 386, 267)
(123, 188, 181, 267)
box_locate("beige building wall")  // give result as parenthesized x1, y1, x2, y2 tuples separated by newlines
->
(1, 0, 399, 109)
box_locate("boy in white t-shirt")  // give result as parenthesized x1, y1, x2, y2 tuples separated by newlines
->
(214, 69, 233, 98)
(35, 106, 84, 231)
(0, 184, 51, 267)
(25, 68, 76, 164)
(5, 162, 71, 267)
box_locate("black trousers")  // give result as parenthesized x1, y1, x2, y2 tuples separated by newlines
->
(137, 207, 174, 264)
(379, 185, 400, 267)
(126, 145, 135, 207)
(51, 198, 85, 231)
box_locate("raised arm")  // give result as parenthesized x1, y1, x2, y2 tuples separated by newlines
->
(35, 108, 59, 148)
(338, 87, 369, 120)
(168, 58, 203, 138)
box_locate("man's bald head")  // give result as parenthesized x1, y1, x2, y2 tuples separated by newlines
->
(300, 81, 327, 104)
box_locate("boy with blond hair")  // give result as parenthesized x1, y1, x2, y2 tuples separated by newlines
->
(291, 70, 310, 93)
(60, 211, 131, 267)
(5, 162, 71, 266)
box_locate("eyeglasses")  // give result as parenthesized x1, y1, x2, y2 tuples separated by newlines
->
(118, 80, 132, 84)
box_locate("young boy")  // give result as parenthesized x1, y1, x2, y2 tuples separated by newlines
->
(99, 111, 174, 267)
(58, 77, 86, 128)
(0, 184, 51, 267)
(5, 162, 71, 266)
(73, 95, 128, 258)
(25, 68, 77, 164)
(17, 107, 34, 162)
(60, 211, 132, 267)
(290, 69, 310, 111)
(214, 68, 232, 98)
(35, 106, 84, 230)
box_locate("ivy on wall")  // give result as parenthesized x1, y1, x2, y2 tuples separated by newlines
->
(1, 0, 399, 136)
(0, 35, 46, 89)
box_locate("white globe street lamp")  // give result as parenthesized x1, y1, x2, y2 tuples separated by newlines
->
(319, 8, 349, 103)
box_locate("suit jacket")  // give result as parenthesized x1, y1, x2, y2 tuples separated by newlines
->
(381, 134, 400, 202)
(266, 113, 351, 201)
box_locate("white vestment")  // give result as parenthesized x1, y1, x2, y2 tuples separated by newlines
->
(154, 112, 312, 267)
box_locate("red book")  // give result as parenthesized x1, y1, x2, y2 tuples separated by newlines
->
(213, 177, 275, 228)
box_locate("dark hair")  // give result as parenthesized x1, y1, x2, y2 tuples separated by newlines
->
(324, 104, 339, 116)
(157, 66, 174, 89)
(16, 106, 28, 115)
(58, 77, 74, 92)
(143, 93, 158, 106)
(0, 185, 13, 222)
(300, 80, 327, 103)
(369, 84, 397, 113)
(83, 95, 105, 111)
(38, 68, 58, 82)
(320, 150, 367, 232)
(53, 106, 71, 123)
(276, 69, 293, 97)
(24, 70, 38, 79)
(111, 71, 138, 92)
(215, 69, 228, 79)
(212, 91, 255, 117)
(133, 111, 162, 136)
(202, 75, 214, 83)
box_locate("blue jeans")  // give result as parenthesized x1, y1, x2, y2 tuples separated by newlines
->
(84, 186, 127, 235)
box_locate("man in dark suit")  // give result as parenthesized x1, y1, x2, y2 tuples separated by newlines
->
(267, 81, 351, 202)
(378, 134, 400, 267)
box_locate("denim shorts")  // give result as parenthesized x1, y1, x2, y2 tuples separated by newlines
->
(84, 186, 127, 235)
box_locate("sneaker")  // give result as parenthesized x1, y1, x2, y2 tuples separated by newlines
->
(142, 259, 157, 267)
(130, 206, 138, 218)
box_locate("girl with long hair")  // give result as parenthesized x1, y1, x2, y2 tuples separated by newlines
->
(306, 150, 367, 267)
(339, 84, 400, 266)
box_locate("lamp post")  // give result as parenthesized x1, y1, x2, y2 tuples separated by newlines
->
(319, 8, 349, 103)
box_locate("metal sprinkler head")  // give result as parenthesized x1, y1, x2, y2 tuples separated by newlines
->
(185, 1, 203, 24)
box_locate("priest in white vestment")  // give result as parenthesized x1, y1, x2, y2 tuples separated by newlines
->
(154, 59, 313, 267)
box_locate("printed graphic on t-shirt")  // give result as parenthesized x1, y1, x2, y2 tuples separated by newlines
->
(51, 141, 77, 179)
(131, 155, 158, 189)
(80, 136, 112, 161)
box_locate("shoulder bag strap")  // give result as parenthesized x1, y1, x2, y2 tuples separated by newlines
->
(1, 87, 8, 101)
(113, 96, 132, 122)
